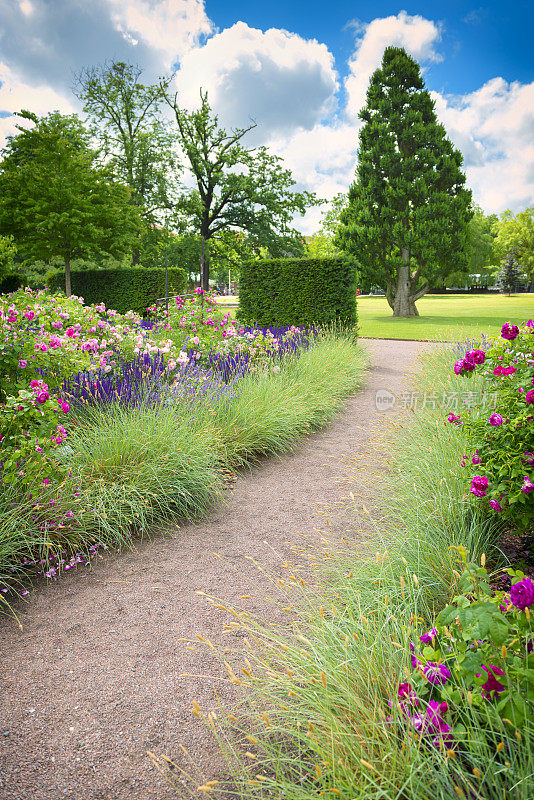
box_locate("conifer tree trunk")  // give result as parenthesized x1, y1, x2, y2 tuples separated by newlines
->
(392, 249, 419, 317)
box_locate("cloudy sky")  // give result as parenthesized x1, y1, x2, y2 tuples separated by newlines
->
(0, 0, 532, 233)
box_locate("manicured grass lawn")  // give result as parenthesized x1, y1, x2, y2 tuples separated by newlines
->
(357, 293, 534, 340)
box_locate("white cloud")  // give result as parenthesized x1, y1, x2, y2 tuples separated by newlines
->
(107, 0, 213, 69)
(174, 22, 338, 138)
(345, 11, 442, 119)
(0, 62, 75, 144)
(432, 78, 534, 213)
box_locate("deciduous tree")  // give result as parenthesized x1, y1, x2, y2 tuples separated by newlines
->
(164, 90, 318, 289)
(0, 111, 141, 295)
(493, 208, 534, 280)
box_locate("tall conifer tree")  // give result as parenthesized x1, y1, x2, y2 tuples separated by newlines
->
(336, 47, 472, 316)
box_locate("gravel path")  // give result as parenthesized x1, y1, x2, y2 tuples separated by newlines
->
(0, 339, 431, 800)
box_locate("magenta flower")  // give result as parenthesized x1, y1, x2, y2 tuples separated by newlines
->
(501, 323, 519, 340)
(471, 451, 482, 465)
(493, 365, 517, 376)
(447, 413, 461, 425)
(61, 402, 70, 413)
(489, 499, 502, 512)
(465, 349, 485, 365)
(454, 358, 475, 375)
(489, 413, 503, 427)
(470, 475, 489, 498)
(523, 476, 534, 494)
(423, 662, 451, 685)
(18, 360, 27, 368)
(36, 390, 49, 404)
(398, 682, 419, 705)
(510, 578, 534, 609)
(478, 665, 506, 700)
(525, 390, 534, 404)
(419, 628, 438, 645)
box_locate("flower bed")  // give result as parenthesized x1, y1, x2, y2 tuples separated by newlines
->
(0, 286, 363, 609)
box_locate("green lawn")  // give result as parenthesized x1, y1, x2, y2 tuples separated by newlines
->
(358, 293, 534, 340)
(216, 293, 533, 341)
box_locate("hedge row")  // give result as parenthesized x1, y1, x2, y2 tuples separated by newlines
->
(238, 256, 358, 328)
(48, 267, 187, 314)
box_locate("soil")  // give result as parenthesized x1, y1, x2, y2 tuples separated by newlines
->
(0, 339, 433, 800)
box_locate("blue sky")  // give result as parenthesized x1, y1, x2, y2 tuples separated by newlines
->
(0, 1, 532, 232)
(209, 1, 533, 93)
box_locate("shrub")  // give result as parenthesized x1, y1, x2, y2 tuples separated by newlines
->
(238, 256, 358, 327)
(48, 266, 187, 314)
(450, 319, 534, 530)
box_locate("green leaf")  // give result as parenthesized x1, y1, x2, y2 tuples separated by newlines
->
(488, 616, 509, 646)
(437, 605, 458, 625)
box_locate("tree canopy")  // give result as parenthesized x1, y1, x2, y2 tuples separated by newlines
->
(336, 47, 472, 316)
(164, 89, 318, 289)
(0, 111, 141, 295)
(493, 208, 534, 280)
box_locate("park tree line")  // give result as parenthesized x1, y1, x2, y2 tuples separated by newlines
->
(0, 62, 319, 295)
(0, 52, 532, 314)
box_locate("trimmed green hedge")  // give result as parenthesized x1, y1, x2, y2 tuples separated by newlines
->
(238, 257, 358, 327)
(48, 267, 187, 314)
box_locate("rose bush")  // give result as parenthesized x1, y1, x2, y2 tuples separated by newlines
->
(390, 549, 534, 755)
(149, 290, 301, 371)
(0, 378, 71, 487)
(449, 320, 534, 529)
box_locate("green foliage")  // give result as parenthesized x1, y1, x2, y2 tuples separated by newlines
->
(165, 89, 318, 288)
(0, 110, 142, 295)
(75, 62, 181, 222)
(498, 250, 523, 294)
(0, 383, 68, 488)
(238, 256, 358, 327)
(467, 205, 499, 275)
(0, 234, 17, 281)
(48, 266, 187, 314)
(426, 555, 534, 728)
(336, 47, 472, 317)
(493, 208, 534, 280)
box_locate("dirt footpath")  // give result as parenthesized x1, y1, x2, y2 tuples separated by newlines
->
(0, 339, 430, 800)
